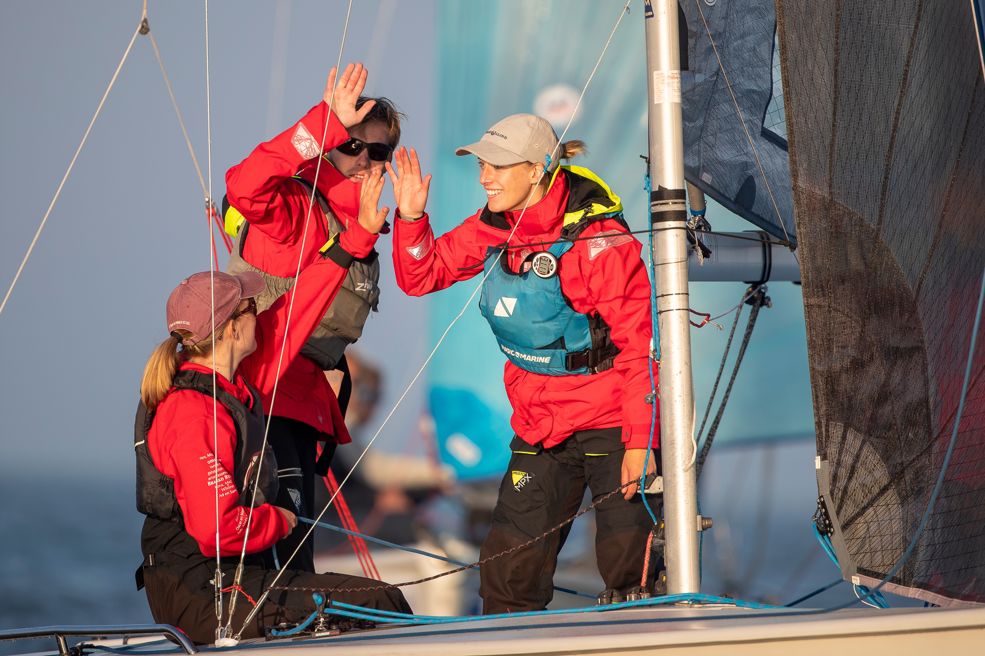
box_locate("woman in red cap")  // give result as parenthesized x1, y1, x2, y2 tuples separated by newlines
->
(134, 173, 410, 644)
(388, 114, 660, 613)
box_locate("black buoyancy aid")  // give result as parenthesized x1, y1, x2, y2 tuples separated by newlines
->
(477, 166, 624, 376)
(223, 177, 380, 371)
(134, 370, 279, 522)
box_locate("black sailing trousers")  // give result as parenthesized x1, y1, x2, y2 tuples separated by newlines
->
(478, 427, 662, 614)
(142, 559, 410, 644)
(267, 416, 323, 573)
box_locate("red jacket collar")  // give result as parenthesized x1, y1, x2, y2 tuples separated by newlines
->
(178, 361, 254, 407)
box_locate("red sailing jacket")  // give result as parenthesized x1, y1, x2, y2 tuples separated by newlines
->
(224, 102, 361, 443)
(147, 223, 378, 557)
(393, 168, 657, 450)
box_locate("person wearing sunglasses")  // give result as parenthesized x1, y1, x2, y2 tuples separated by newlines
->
(223, 64, 403, 572)
(135, 173, 409, 644)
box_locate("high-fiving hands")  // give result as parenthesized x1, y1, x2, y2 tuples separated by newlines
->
(358, 171, 391, 235)
(386, 147, 432, 220)
(324, 63, 376, 129)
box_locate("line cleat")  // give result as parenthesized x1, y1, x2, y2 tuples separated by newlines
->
(597, 588, 625, 605)
(625, 586, 652, 602)
(652, 570, 668, 596)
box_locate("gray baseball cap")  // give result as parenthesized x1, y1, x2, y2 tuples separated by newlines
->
(166, 270, 265, 346)
(456, 114, 560, 171)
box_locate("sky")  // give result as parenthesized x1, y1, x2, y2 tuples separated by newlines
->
(0, 0, 435, 480)
(0, 0, 816, 484)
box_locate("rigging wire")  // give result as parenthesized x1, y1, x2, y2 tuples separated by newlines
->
(0, 13, 145, 318)
(248, 0, 636, 621)
(199, 0, 228, 637)
(145, 34, 208, 202)
(295, 515, 594, 600)
(689, 0, 794, 250)
(502, 225, 794, 251)
(234, 0, 357, 636)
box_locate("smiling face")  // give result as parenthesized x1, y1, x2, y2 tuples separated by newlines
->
(327, 120, 392, 183)
(477, 159, 545, 213)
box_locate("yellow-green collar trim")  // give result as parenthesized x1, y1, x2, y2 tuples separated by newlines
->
(556, 165, 624, 227)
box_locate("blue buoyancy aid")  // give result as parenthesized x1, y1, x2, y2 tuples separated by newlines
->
(477, 166, 624, 376)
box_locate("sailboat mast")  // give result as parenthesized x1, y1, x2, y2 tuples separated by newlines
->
(643, 0, 700, 594)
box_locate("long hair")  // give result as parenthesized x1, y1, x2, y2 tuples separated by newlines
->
(140, 330, 218, 409)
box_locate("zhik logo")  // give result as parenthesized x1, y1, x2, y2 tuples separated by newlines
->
(494, 297, 517, 318)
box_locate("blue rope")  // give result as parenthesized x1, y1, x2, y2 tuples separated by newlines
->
(270, 609, 319, 637)
(323, 593, 781, 626)
(296, 516, 595, 600)
(638, 171, 661, 525)
(821, 266, 985, 612)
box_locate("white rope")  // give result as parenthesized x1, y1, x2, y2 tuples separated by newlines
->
(263, 0, 635, 601)
(146, 33, 209, 199)
(691, 0, 793, 247)
(0, 19, 144, 318)
(195, 0, 229, 637)
(234, 0, 356, 638)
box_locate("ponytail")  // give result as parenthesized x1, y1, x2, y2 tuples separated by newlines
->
(140, 335, 183, 409)
(140, 329, 218, 408)
(558, 140, 587, 160)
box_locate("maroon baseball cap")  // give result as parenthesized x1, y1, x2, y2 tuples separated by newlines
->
(166, 270, 265, 346)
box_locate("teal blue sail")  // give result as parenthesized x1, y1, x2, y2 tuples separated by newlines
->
(430, 1, 813, 481)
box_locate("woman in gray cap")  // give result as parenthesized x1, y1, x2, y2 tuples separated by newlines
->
(388, 114, 661, 613)
(133, 174, 410, 643)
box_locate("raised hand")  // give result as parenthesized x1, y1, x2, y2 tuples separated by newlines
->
(385, 147, 432, 220)
(323, 63, 376, 129)
(357, 171, 391, 235)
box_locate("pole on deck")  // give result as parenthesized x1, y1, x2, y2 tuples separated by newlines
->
(642, 0, 701, 595)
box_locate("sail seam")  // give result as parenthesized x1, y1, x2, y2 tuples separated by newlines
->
(874, 0, 925, 234)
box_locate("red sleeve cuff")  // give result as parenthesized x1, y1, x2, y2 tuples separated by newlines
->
(624, 423, 659, 450)
(339, 218, 379, 259)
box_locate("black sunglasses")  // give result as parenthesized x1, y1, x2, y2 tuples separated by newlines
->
(231, 297, 258, 321)
(335, 137, 394, 162)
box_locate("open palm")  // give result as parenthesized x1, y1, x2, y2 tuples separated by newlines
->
(386, 147, 432, 219)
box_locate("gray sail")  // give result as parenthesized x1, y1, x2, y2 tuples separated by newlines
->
(777, 0, 985, 605)
(680, 0, 796, 244)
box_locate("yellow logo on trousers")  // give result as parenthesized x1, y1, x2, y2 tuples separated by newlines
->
(511, 470, 533, 491)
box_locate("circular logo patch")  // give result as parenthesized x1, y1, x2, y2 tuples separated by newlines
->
(531, 252, 558, 279)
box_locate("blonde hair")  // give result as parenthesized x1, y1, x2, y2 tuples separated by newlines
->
(558, 140, 587, 160)
(140, 330, 219, 409)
